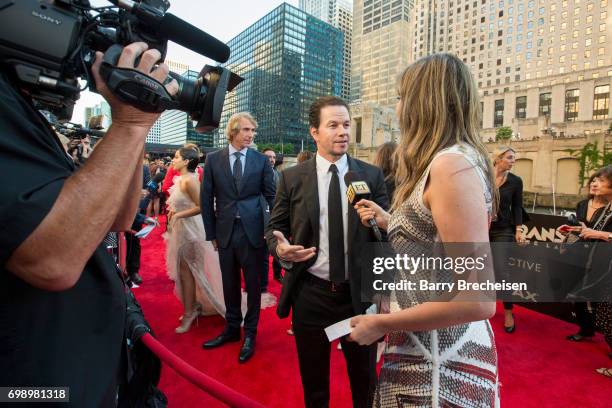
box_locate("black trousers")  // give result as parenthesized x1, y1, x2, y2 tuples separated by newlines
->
(292, 275, 377, 408)
(261, 247, 283, 290)
(125, 232, 140, 277)
(218, 219, 263, 336)
(490, 226, 516, 311)
(573, 302, 596, 336)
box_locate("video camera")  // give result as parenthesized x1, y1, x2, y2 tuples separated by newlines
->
(0, 0, 242, 132)
(55, 122, 106, 139)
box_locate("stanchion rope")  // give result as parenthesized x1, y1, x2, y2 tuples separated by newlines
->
(141, 333, 266, 408)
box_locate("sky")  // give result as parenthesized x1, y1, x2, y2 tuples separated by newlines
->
(74, 0, 298, 125)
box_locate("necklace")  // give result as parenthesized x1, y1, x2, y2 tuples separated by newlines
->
(589, 200, 605, 209)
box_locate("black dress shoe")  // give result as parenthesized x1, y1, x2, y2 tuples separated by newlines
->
(238, 336, 256, 363)
(202, 331, 241, 349)
(130, 272, 143, 285)
(504, 314, 515, 333)
(566, 333, 594, 342)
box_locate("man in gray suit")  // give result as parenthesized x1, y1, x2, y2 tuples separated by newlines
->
(201, 112, 275, 363)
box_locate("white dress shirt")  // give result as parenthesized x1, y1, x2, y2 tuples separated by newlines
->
(228, 144, 248, 175)
(228, 144, 248, 218)
(308, 153, 349, 281)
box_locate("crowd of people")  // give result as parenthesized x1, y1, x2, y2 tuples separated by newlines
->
(1, 40, 610, 408)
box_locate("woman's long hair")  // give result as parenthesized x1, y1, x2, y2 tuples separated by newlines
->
(373, 141, 398, 182)
(392, 53, 497, 212)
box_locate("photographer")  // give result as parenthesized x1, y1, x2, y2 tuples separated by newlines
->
(66, 134, 94, 166)
(0, 41, 177, 406)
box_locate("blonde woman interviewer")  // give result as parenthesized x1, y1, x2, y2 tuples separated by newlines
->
(350, 53, 499, 407)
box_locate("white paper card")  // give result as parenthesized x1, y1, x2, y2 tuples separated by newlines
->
(324, 317, 353, 342)
(365, 304, 377, 315)
(135, 224, 155, 238)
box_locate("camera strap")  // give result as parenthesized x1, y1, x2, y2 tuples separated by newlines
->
(99, 45, 180, 113)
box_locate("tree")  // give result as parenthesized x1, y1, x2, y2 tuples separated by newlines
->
(567, 141, 612, 187)
(495, 126, 513, 142)
(257, 142, 296, 155)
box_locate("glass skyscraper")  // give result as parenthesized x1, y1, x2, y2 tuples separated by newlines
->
(217, 2, 344, 152)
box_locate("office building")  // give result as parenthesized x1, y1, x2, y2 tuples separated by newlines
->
(83, 101, 111, 128)
(300, 0, 353, 99)
(351, 0, 417, 106)
(411, 0, 611, 141)
(218, 2, 344, 152)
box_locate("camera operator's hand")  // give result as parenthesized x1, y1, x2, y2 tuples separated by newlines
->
(91, 42, 179, 130)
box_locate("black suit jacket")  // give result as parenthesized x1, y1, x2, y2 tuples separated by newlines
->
(266, 156, 389, 318)
(201, 147, 276, 249)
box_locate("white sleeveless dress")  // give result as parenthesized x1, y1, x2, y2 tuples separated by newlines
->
(164, 173, 225, 316)
(376, 144, 499, 408)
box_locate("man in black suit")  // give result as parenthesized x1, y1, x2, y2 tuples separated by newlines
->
(201, 112, 275, 363)
(266, 96, 389, 407)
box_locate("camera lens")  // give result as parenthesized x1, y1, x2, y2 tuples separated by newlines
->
(168, 67, 242, 133)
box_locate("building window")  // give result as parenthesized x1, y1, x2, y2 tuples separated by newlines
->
(564, 89, 580, 122)
(515, 96, 527, 118)
(494, 99, 504, 127)
(539, 92, 551, 116)
(593, 85, 610, 119)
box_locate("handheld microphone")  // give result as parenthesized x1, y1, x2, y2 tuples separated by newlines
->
(344, 172, 383, 242)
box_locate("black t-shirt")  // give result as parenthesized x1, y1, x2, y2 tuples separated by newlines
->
(0, 72, 126, 406)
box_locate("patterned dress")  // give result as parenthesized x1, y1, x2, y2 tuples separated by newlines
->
(376, 144, 499, 408)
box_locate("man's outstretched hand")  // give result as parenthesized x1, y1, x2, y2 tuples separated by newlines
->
(273, 231, 316, 262)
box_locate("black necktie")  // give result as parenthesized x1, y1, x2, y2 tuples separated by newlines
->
(328, 164, 345, 283)
(233, 151, 242, 189)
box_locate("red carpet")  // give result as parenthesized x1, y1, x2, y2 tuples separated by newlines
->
(135, 221, 611, 407)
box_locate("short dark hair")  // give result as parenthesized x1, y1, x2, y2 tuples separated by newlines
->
(595, 165, 612, 186)
(178, 147, 200, 172)
(262, 148, 275, 154)
(308, 96, 349, 129)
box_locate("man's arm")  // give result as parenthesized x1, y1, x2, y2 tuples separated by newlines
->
(201, 155, 216, 242)
(7, 123, 151, 290)
(5, 43, 178, 291)
(261, 155, 276, 210)
(266, 171, 317, 265)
